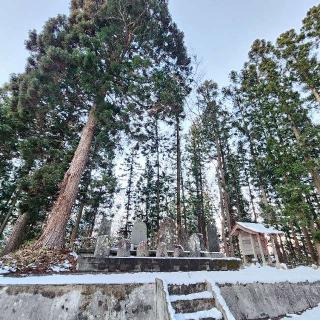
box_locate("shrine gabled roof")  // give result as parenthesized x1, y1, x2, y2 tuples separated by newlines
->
(230, 221, 284, 236)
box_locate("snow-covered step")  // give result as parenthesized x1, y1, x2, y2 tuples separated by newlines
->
(170, 291, 213, 302)
(174, 307, 223, 320)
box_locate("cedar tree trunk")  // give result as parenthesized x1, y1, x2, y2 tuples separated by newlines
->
(2, 212, 29, 255)
(176, 115, 182, 243)
(34, 107, 96, 249)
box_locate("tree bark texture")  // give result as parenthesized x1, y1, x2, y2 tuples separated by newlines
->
(0, 195, 18, 237)
(35, 107, 96, 249)
(301, 225, 318, 263)
(176, 115, 182, 243)
(2, 212, 29, 255)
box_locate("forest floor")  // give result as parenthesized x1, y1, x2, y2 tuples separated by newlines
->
(0, 247, 77, 275)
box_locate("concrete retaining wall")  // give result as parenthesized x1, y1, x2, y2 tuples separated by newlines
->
(219, 281, 320, 320)
(2, 280, 320, 319)
(0, 283, 155, 320)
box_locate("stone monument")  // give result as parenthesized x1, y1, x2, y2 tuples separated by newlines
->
(157, 217, 177, 250)
(94, 217, 112, 257)
(94, 235, 111, 257)
(207, 223, 220, 252)
(188, 233, 202, 257)
(131, 220, 147, 246)
(98, 217, 112, 236)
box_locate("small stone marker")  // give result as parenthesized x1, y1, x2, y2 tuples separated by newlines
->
(156, 242, 168, 257)
(117, 238, 131, 257)
(98, 217, 112, 236)
(173, 244, 184, 257)
(94, 235, 111, 257)
(131, 220, 147, 246)
(137, 241, 149, 257)
(188, 233, 202, 257)
(157, 217, 177, 250)
(207, 223, 220, 252)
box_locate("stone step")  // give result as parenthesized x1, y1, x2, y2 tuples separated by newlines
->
(168, 282, 207, 295)
(172, 297, 216, 314)
(174, 308, 223, 320)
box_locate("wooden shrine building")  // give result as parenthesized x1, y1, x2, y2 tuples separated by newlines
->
(230, 222, 284, 266)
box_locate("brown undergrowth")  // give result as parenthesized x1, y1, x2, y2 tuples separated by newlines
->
(0, 246, 78, 276)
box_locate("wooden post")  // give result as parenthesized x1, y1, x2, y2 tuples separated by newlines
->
(257, 234, 266, 265)
(250, 233, 258, 262)
(271, 235, 280, 267)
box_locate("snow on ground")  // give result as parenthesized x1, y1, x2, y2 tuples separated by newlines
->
(283, 304, 320, 319)
(0, 265, 319, 285)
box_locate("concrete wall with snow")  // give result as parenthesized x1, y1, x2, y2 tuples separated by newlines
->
(219, 281, 320, 320)
(2, 267, 320, 319)
(0, 283, 155, 320)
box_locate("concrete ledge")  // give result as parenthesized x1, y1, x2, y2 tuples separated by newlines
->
(77, 256, 241, 272)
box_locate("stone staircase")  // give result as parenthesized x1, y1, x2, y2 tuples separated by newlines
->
(167, 282, 223, 320)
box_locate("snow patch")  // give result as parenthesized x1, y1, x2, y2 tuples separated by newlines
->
(282, 304, 320, 319)
(175, 308, 222, 320)
(1, 265, 320, 286)
(169, 290, 212, 302)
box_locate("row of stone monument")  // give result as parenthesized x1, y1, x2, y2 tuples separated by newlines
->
(94, 217, 220, 258)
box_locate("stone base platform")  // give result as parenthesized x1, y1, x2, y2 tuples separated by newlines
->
(77, 256, 241, 273)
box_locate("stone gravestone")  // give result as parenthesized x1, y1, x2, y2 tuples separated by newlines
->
(157, 217, 177, 250)
(98, 217, 112, 236)
(156, 242, 168, 257)
(94, 235, 111, 257)
(94, 218, 112, 257)
(188, 233, 202, 257)
(207, 223, 220, 252)
(137, 241, 149, 257)
(117, 238, 131, 257)
(131, 220, 147, 246)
